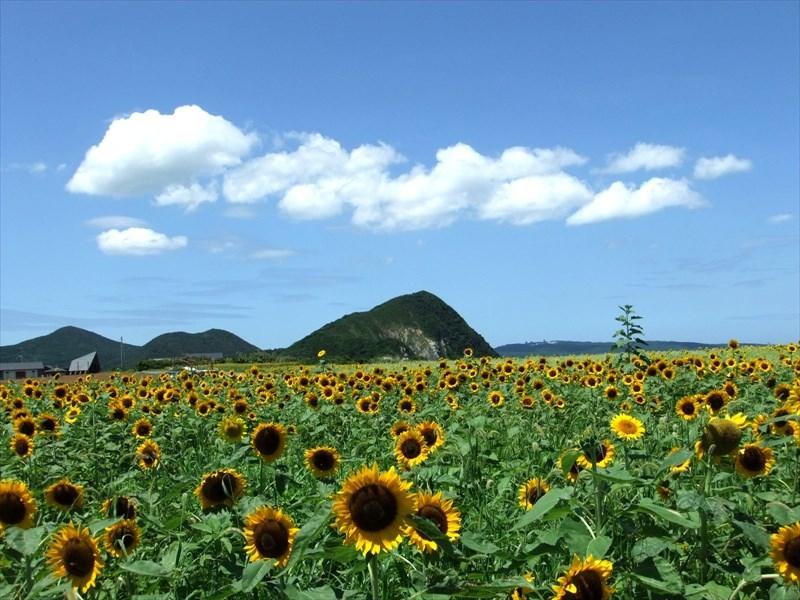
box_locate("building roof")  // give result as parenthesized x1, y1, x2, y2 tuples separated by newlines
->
(0, 361, 45, 371)
(69, 351, 98, 372)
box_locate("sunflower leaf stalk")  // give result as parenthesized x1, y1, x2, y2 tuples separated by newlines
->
(367, 553, 381, 600)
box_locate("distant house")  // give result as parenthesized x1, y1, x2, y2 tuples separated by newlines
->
(1, 361, 45, 380)
(69, 351, 101, 375)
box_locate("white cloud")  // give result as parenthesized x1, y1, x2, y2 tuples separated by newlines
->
(602, 143, 685, 173)
(96, 227, 188, 255)
(154, 182, 218, 211)
(567, 178, 704, 225)
(478, 173, 593, 224)
(768, 213, 793, 224)
(85, 215, 146, 229)
(693, 154, 752, 179)
(10, 161, 47, 174)
(250, 248, 295, 260)
(223, 134, 588, 230)
(56, 163, 67, 171)
(67, 105, 258, 197)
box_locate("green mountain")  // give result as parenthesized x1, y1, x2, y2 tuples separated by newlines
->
(284, 290, 498, 361)
(0, 327, 259, 370)
(494, 340, 731, 357)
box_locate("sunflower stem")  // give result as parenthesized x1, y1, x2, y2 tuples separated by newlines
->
(367, 553, 381, 600)
(698, 443, 715, 584)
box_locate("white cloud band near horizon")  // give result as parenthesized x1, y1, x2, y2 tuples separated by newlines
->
(96, 227, 188, 255)
(67, 104, 754, 232)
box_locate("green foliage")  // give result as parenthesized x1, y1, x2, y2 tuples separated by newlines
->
(612, 304, 651, 367)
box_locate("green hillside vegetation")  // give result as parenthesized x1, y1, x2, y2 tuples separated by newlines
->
(142, 329, 260, 359)
(284, 290, 498, 361)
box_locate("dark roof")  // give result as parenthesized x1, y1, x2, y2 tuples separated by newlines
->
(0, 361, 45, 371)
(69, 351, 98, 372)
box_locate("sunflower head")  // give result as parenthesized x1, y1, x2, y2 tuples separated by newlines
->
(332, 464, 416, 555)
(243, 505, 299, 567)
(518, 478, 551, 510)
(46, 523, 103, 592)
(676, 396, 700, 420)
(132, 418, 153, 438)
(700, 417, 743, 456)
(403, 491, 461, 553)
(577, 439, 616, 469)
(304, 446, 340, 479)
(101, 496, 138, 520)
(735, 444, 775, 478)
(552, 555, 613, 600)
(251, 422, 286, 462)
(195, 468, 246, 511)
(10, 433, 34, 459)
(0, 480, 37, 529)
(136, 439, 161, 470)
(417, 421, 445, 453)
(104, 519, 141, 557)
(770, 522, 800, 584)
(45, 479, 84, 512)
(219, 415, 247, 443)
(609, 414, 645, 441)
(395, 430, 430, 469)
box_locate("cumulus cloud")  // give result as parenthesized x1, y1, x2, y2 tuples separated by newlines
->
(566, 178, 704, 225)
(96, 227, 188, 255)
(154, 182, 218, 211)
(768, 213, 793, 224)
(67, 105, 257, 197)
(85, 215, 146, 229)
(223, 134, 588, 230)
(602, 143, 685, 173)
(693, 154, 752, 179)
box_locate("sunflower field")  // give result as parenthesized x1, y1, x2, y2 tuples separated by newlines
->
(1, 343, 800, 599)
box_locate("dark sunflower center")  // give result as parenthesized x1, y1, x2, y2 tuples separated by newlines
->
(774, 410, 789, 427)
(63, 539, 95, 577)
(707, 393, 725, 411)
(114, 528, 136, 550)
(53, 484, 79, 506)
(253, 520, 289, 558)
(420, 429, 437, 446)
(527, 486, 545, 505)
(349, 484, 398, 532)
(740, 447, 766, 471)
(400, 438, 422, 459)
(18, 421, 35, 436)
(40, 418, 56, 431)
(0, 492, 26, 525)
(312, 451, 335, 471)
(255, 428, 281, 455)
(564, 569, 604, 600)
(418, 504, 448, 537)
(137, 424, 150, 435)
(784, 537, 800, 568)
(225, 424, 242, 436)
(682, 402, 695, 415)
(115, 497, 135, 519)
(14, 438, 30, 455)
(203, 473, 237, 503)
(584, 444, 607, 463)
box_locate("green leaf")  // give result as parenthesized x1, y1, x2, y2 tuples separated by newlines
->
(453, 577, 534, 598)
(239, 560, 271, 593)
(408, 514, 457, 558)
(656, 448, 693, 474)
(459, 532, 499, 555)
(586, 535, 612, 558)
(121, 560, 170, 577)
(4, 525, 46, 556)
(285, 501, 331, 570)
(766, 502, 800, 525)
(512, 487, 573, 530)
(591, 466, 638, 484)
(284, 585, 337, 600)
(632, 557, 683, 596)
(631, 537, 668, 563)
(634, 498, 700, 529)
(733, 519, 771, 549)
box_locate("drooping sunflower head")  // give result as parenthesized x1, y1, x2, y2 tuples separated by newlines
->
(417, 421, 445, 453)
(609, 414, 645, 441)
(332, 464, 416, 555)
(219, 415, 247, 443)
(10, 433, 34, 459)
(304, 446, 340, 478)
(394, 429, 430, 469)
(195, 468, 246, 511)
(251, 422, 286, 462)
(243, 505, 299, 567)
(104, 519, 141, 557)
(45, 479, 84, 512)
(46, 523, 103, 592)
(518, 478, 551, 510)
(101, 496, 138, 520)
(136, 439, 161, 470)
(403, 491, 461, 553)
(734, 443, 776, 478)
(552, 554, 614, 600)
(700, 417, 743, 457)
(0, 479, 37, 529)
(770, 522, 800, 584)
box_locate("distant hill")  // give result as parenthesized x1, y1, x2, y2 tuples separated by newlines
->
(0, 326, 259, 370)
(494, 340, 729, 357)
(284, 290, 498, 361)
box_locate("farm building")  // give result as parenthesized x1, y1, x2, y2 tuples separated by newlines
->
(68, 351, 101, 374)
(1, 361, 45, 380)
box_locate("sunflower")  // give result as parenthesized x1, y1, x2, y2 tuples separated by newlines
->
(0, 479, 37, 529)
(14, 415, 36, 437)
(45, 479, 84, 512)
(676, 396, 700, 421)
(46, 523, 103, 592)
(771, 522, 800, 584)
(10, 433, 33, 459)
(195, 468, 246, 511)
(397, 397, 417, 414)
(704, 390, 729, 415)
(38, 413, 60, 436)
(395, 430, 430, 469)
(403, 491, 461, 553)
(417, 421, 445, 453)
(577, 440, 616, 469)
(101, 496, 137, 520)
(510, 572, 536, 600)
(251, 422, 286, 462)
(488, 390, 505, 408)
(136, 439, 161, 470)
(390, 420, 412, 438)
(734, 443, 776, 478)
(243, 505, 299, 567)
(104, 519, 141, 557)
(132, 418, 153, 438)
(65, 406, 81, 424)
(698, 417, 744, 458)
(518, 478, 551, 510)
(609, 414, 645, 441)
(667, 447, 691, 474)
(332, 464, 416, 555)
(304, 446, 340, 478)
(552, 555, 613, 600)
(219, 415, 247, 443)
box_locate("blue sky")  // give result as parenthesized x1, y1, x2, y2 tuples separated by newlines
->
(1, 1, 798, 349)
